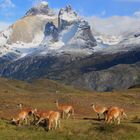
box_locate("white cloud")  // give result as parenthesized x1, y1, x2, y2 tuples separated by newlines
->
(134, 11, 140, 17)
(29, 0, 48, 6)
(0, 21, 10, 31)
(0, 0, 15, 9)
(87, 15, 140, 36)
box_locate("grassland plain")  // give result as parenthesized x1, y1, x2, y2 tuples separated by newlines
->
(0, 78, 139, 140)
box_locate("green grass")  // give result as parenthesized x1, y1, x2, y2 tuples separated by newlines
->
(0, 77, 139, 140)
(0, 119, 139, 140)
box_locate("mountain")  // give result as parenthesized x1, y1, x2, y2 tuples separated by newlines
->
(0, 3, 97, 60)
(0, 1, 57, 60)
(0, 2, 140, 92)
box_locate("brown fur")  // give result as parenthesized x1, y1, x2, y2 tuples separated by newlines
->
(55, 100, 75, 119)
(12, 108, 37, 125)
(106, 107, 127, 125)
(48, 111, 60, 130)
(91, 104, 108, 119)
(34, 110, 53, 125)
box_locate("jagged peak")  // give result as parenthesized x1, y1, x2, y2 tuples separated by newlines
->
(25, 1, 55, 17)
(39, 1, 48, 6)
(58, 5, 79, 20)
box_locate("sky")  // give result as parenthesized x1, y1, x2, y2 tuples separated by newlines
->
(0, 0, 140, 31)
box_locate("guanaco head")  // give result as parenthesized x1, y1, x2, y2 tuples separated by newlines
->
(29, 108, 37, 116)
(90, 104, 95, 108)
(17, 103, 23, 109)
(11, 118, 17, 124)
(120, 109, 127, 119)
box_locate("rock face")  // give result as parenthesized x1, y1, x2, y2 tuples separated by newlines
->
(25, 1, 55, 17)
(40, 5, 97, 52)
(68, 20, 97, 49)
(44, 22, 59, 42)
(58, 5, 79, 30)
(0, 2, 57, 46)
(0, 3, 139, 92)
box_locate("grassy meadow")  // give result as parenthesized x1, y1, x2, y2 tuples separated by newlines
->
(0, 78, 139, 140)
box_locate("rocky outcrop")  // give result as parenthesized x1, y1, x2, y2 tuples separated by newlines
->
(25, 1, 55, 17)
(44, 22, 59, 42)
(68, 20, 97, 49)
(1, 3, 57, 44)
(58, 5, 79, 30)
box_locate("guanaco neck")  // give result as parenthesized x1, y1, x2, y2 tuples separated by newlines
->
(18, 104, 23, 110)
(92, 105, 96, 111)
(56, 102, 60, 109)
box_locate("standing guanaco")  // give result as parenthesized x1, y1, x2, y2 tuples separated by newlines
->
(106, 107, 127, 125)
(91, 104, 108, 120)
(48, 111, 61, 130)
(54, 100, 75, 119)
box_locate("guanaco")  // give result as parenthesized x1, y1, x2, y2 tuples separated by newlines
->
(34, 110, 53, 125)
(91, 104, 108, 119)
(48, 111, 61, 130)
(106, 107, 127, 125)
(12, 111, 29, 125)
(12, 105, 37, 125)
(54, 100, 75, 119)
(17, 103, 37, 116)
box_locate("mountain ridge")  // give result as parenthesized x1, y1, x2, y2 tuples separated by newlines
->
(0, 2, 140, 91)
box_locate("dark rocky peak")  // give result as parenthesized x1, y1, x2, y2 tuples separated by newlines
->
(44, 22, 59, 41)
(25, 1, 55, 17)
(58, 5, 79, 30)
(65, 5, 72, 12)
(74, 20, 97, 48)
(78, 20, 90, 30)
(134, 32, 140, 38)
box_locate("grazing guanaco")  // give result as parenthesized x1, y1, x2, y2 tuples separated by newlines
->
(48, 111, 61, 130)
(12, 106, 37, 125)
(17, 103, 37, 116)
(91, 104, 108, 120)
(54, 100, 75, 119)
(34, 110, 53, 125)
(12, 111, 29, 125)
(106, 107, 127, 125)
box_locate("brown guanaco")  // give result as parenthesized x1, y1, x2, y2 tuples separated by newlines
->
(106, 107, 127, 125)
(34, 110, 53, 125)
(48, 111, 61, 130)
(12, 111, 29, 125)
(91, 104, 108, 119)
(54, 100, 75, 119)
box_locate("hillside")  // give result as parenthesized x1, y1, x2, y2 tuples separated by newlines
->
(0, 78, 139, 139)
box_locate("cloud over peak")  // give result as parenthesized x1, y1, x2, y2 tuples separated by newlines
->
(0, 0, 15, 9)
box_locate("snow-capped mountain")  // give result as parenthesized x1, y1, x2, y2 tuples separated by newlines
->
(0, 2, 140, 92)
(0, 3, 97, 59)
(0, 1, 139, 60)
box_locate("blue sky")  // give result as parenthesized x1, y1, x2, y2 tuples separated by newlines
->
(0, 0, 140, 31)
